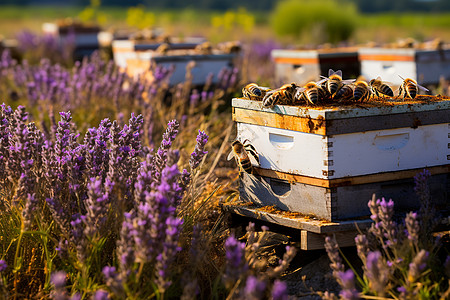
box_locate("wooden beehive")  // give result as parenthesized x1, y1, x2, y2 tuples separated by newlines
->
(359, 47, 450, 86)
(232, 97, 450, 221)
(271, 48, 360, 85)
(112, 39, 236, 86)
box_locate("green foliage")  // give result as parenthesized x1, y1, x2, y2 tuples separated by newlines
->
(126, 5, 156, 30)
(211, 8, 255, 34)
(78, 0, 108, 25)
(270, 0, 357, 44)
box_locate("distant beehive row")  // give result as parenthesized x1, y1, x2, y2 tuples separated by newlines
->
(272, 38, 450, 88)
(242, 69, 431, 108)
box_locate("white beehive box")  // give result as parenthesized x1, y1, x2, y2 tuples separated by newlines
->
(271, 48, 360, 85)
(232, 97, 450, 220)
(112, 38, 206, 70)
(359, 47, 450, 86)
(112, 40, 236, 86)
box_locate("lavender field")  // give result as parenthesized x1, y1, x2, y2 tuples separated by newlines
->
(0, 8, 449, 300)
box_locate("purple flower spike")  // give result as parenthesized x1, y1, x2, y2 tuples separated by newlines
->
(0, 260, 7, 272)
(272, 280, 289, 300)
(405, 212, 420, 244)
(325, 236, 345, 284)
(364, 251, 390, 296)
(189, 130, 208, 170)
(408, 249, 429, 283)
(338, 270, 359, 300)
(243, 276, 266, 300)
(223, 235, 247, 288)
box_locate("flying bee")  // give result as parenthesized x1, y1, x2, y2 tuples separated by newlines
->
(369, 76, 394, 98)
(353, 81, 372, 102)
(262, 83, 297, 108)
(318, 69, 355, 96)
(242, 83, 271, 101)
(333, 84, 354, 101)
(398, 76, 429, 100)
(295, 81, 327, 105)
(227, 139, 260, 175)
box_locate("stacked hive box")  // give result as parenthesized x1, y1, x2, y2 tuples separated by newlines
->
(112, 39, 237, 86)
(232, 98, 450, 221)
(271, 48, 360, 85)
(42, 22, 101, 61)
(359, 47, 450, 87)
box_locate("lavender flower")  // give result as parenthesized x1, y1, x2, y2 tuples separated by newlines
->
(0, 260, 7, 272)
(369, 195, 397, 247)
(272, 280, 289, 300)
(223, 235, 247, 288)
(364, 251, 390, 296)
(325, 236, 345, 284)
(50, 271, 70, 300)
(407, 249, 429, 283)
(152, 120, 179, 183)
(83, 177, 110, 239)
(243, 276, 266, 300)
(355, 234, 369, 264)
(92, 290, 109, 300)
(102, 266, 125, 297)
(338, 270, 359, 300)
(405, 212, 420, 244)
(189, 130, 208, 170)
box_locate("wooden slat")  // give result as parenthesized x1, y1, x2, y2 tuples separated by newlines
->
(233, 108, 326, 135)
(221, 204, 373, 234)
(359, 54, 415, 61)
(300, 230, 356, 250)
(273, 57, 319, 64)
(233, 105, 450, 135)
(254, 165, 450, 187)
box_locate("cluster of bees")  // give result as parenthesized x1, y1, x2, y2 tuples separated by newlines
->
(242, 69, 429, 108)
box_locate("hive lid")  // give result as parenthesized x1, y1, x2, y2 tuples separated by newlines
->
(232, 97, 450, 120)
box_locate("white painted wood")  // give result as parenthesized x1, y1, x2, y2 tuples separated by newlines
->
(359, 48, 450, 86)
(237, 122, 450, 179)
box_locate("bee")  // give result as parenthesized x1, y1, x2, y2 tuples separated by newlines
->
(156, 43, 170, 55)
(398, 76, 429, 100)
(333, 84, 354, 101)
(242, 83, 271, 101)
(227, 139, 259, 174)
(294, 81, 327, 105)
(318, 69, 355, 96)
(194, 41, 213, 55)
(353, 81, 372, 102)
(369, 76, 394, 98)
(262, 83, 297, 108)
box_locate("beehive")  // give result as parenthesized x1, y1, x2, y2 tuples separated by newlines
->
(42, 22, 101, 60)
(359, 47, 450, 86)
(233, 97, 450, 221)
(271, 48, 360, 85)
(112, 39, 236, 86)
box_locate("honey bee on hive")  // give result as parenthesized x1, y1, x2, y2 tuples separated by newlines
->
(227, 139, 260, 175)
(398, 76, 429, 100)
(194, 41, 213, 55)
(242, 83, 271, 101)
(262, 83, 297, 108)
(294, 81, 328, 105)
(352, 80, 372, 102)
(333, 84, 354, 101)
(369, 76, 394, 98)
(318, 69, 355, 98)
(155, 43, 170, 55)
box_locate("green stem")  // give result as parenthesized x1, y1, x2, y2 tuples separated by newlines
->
(13, 229, 24, 300)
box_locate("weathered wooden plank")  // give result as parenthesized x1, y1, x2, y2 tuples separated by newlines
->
(300, 230, 357, 250)
(254, 165, 450, 187)
(231, 98, 450, 120)
(233, 108, 326, 135)
(221, 204, 373, 234)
